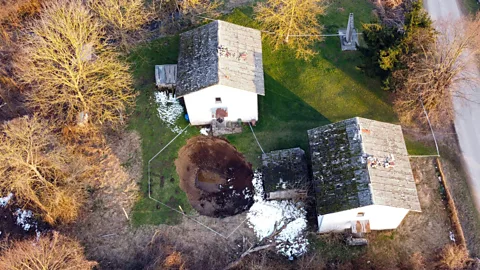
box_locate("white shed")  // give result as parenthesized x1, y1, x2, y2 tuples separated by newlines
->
(308, 117, 421, 233)
(176, 20, 265, 126)
(155, 64, 177, 88)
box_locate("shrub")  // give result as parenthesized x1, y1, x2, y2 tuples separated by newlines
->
(438, 244, 470, 269)
(0, 232, 97, 269)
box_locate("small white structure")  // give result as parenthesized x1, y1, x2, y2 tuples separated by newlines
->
(308, 117, 421, 233)
(176, 20, 265, 126)
(338, 13, 359, 51)
(155, 64, 177, 88)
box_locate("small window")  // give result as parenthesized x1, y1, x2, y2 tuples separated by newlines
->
(215, 97, 222, 103)
(357, 212, 365, 217)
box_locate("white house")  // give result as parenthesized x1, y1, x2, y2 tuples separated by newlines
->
(175, 20, 265, 126)
(308, 117, 421, 233)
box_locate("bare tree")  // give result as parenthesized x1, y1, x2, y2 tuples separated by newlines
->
(254, 0, 327, 60)
(393, 15, 480, 126)
(0, 116, 87, 224)
(153, 0, 220, 31)
(373, 0, 411, 28)
(0, 232, 97, 269)
(0, 0, 43, 120)
(178, 0, 220, 25)
(15, 0, 136, 127)
(88, 0, 153, 50)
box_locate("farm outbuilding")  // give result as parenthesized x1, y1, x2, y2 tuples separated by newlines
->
(308, 117, 421, 233)
(176, 20, 265, 126)
(261, 148, 309, 201)
(155, 64, 177, 88)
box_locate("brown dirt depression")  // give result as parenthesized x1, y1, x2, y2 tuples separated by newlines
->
(175, 136, 254, 217)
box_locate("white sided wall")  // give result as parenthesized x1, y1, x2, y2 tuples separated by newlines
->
(318, 205, 410, 233)
(182, 84, 259, 126)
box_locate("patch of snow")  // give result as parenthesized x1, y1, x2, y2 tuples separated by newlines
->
(276, 218, 309, 257)
(200, 127, 210, 135)
(252, 171, 265, 201)
(0, 193, 13, 207)
(248, 200, 306, 239)
(247, 171, 309, 257)
(242, 187, 252, 199)
(154, 91, 184, 133)
(276, 178, 287, 189)
(14, 209, 36, 231)
(449, 231, 456, 242)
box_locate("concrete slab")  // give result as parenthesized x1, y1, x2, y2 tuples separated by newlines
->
(338, 28, 359, 51)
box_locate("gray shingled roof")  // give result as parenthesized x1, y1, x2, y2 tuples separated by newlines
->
(176, 20, 265, 97)
(308, 117, 421, 215)
(261, 148, 309, 193)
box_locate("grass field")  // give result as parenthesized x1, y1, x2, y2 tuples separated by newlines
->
(404, 135, 438, 156)
(127, 0, 434, 225)
(223, 2, 397, 165)
(127, 37, 197, 225)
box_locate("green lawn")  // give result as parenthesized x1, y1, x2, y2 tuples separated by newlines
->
(404, 135, 438, 156)
(127, 0, 433, 226)
(224, 2, 397, 165)
(127, 37, 196, 225)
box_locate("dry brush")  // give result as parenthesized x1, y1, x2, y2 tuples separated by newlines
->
(393, 14, 480, 126)
(88, 0, 153, 50)
(152, 0, 220, 32)
(0, 116, 88, 224)
(437, 244, 470, 269)
(0, 232, 97, 270)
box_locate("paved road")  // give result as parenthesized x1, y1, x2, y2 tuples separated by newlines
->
(425, 0, 480, 210)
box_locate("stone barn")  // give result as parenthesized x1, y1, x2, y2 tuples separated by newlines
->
(308, 117, 421, 233)
(176, 20, 265, 126)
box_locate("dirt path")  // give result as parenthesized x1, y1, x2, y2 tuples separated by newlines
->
(424, 0, 480, 212)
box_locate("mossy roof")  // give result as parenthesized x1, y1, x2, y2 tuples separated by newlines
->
(308, 117, 421, 214)
(261, 148, 309, 193)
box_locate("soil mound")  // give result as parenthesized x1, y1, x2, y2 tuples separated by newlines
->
(175, 136, 254, 217)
